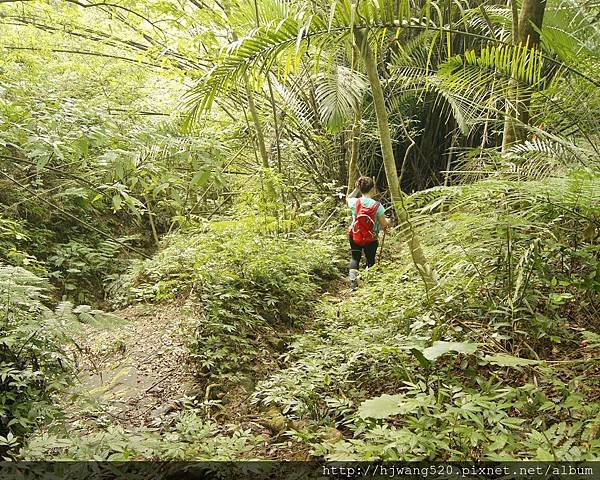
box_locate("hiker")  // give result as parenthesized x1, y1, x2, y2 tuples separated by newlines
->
(346, 176, 390, 289)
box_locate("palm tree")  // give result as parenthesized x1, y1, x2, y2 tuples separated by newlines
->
(184, 0, 599, 291)
(502, 0, 548, 151)
(185, 0, 447, 289)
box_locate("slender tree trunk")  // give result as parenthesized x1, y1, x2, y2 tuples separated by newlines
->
(250, 0, 281, 209)
(242, 71, 277, 202)
(144, 194, 160, 247)
(243, 74, 269, 171)
(502, 0, 547, 151)
(230, 26, 276, 200)
(346, 108, 361, 195)
(355, 28, 437, 291)
(354, 29, 401, 204)
(241, 73, 276, 202)
(346, 47, 361, 195)
(518, 0, 547, 46)
(515, 0, 546, 130)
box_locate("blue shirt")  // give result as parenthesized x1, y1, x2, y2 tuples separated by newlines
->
(348, 197, 386, 234)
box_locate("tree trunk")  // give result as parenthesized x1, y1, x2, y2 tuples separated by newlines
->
(242, 74, 277, 201)
(243, 75, 269, 170)
(346, 47, 361, 195)
(355, 28, 437, 291)
(502, 0, 547, 151)
(144, 194, 160, 247)
(346, 108, 361, 195)
(518, 0, 547, 46)
(354, 29, 401, 204)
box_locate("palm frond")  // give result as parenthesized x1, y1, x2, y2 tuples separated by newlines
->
(182, 0, 470, 124)
(439, 45, 546, 89)
(314, 64, 367, 132)
(272, 75, 319, 129)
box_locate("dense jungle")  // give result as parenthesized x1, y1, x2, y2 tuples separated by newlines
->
(1, 0, 600, 469)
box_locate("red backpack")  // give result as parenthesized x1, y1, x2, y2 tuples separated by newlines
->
(348, 198, 380, 246)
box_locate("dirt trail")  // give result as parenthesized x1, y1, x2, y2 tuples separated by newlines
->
(66, 303, 199, 430)
(57, 278, 350, 457)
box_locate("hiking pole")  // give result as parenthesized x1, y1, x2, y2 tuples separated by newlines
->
(378, 229, 387, 264)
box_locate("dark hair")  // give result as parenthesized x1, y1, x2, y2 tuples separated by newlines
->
(357, 176, 375, 194)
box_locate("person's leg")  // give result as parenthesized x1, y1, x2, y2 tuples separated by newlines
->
(364, 240, 379, 268)
(349, 236, 362, 270)
(348, 236, 362, 288)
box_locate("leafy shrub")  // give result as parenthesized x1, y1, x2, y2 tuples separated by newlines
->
(0, 264, 72, 458)
(252, 263, 431, 419)
(114, 219, 342, 384)
(20, 412, 260, 460)
(47, 237, 135, 303)
(403, 172, 600, 351)
(252, 172, 600, 461)
(253, 253, 600, 460)
(315, 379, 600, 461)
(0, 217, 45, 274)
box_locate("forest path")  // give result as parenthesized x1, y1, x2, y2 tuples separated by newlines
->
(52, 275, 353, 457)
(64, 303, 199, 432)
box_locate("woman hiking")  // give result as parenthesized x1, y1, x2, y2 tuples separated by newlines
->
(346, 176, 390, 289)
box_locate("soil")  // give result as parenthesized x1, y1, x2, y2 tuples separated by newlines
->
(64, 302, 199, 431)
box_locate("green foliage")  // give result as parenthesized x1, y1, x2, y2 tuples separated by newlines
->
(116, 220, 342, 384)
(314, 64, 367, 133)
(1, 0, 599, 464)
(358, 394, 409, 420)
(420, 341, 479, 361)
(250, 170, 600, 461)
(407, 171, 600, 353)
(0, 265, 72, 458)
(318, 379, 600, 461)
(0, 217, 44, 274)
(19, 412, 260, 460)
(252, 265, 426, 418)
(0, 9, 236, 302)
(46, 237, 137, 302)
(252, 251, 600, 459)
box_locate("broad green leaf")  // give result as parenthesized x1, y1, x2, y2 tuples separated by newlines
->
(535, 447, 555, 461)
(422, 341, 478, 361)
(410, 348, 431, 368)
(115, 161, 124, 180)
(191, 170, 211, 188)
(358, 394, 404, 419)
(483, 354, 542, 367)
(75, 136, 89, 156)
(488, 436, 507, 451)
(359, 394, 423, 419)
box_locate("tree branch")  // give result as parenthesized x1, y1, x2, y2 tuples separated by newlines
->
(0, 169, 152, 259)
(0, 45, 165, 68)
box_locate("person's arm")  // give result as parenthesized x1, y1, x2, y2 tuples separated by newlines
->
(346, 180, 360, 202)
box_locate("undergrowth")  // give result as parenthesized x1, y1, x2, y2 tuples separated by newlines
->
(251, 172, 600, 461)
(0, 265, 72, 458)
(112, 217, 343, 386)
(13, 173, 600, 462)
(19, 411, 260, 460)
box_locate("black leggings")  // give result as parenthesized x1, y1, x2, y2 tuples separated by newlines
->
(349, 236, 379, 270)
